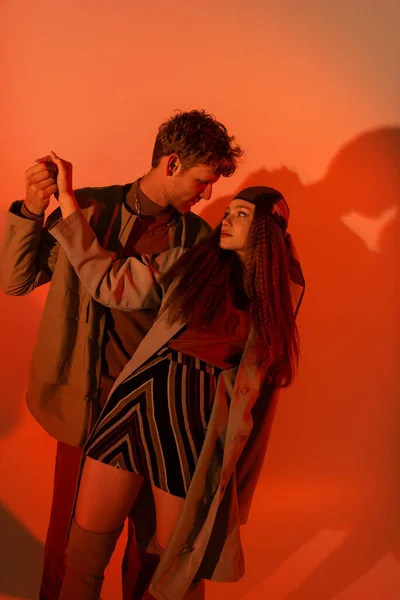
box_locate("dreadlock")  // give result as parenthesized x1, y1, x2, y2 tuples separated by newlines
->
(244, 209, 299, 386)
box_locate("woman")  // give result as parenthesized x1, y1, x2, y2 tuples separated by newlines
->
(49, 152, 305, 600)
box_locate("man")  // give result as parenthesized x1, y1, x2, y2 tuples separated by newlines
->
(0, 109, 242, 599)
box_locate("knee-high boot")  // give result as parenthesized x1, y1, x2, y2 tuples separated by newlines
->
(59, 518, 123, 600)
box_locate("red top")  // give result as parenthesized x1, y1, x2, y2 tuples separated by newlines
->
(169, 307, 251, 370)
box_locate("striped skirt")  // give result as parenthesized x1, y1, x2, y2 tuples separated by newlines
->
(84, 347, 221, 499)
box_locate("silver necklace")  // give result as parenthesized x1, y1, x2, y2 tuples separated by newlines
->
(134, 184, 178, 236)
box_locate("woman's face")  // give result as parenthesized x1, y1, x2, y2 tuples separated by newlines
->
(219, 199, 255, 256)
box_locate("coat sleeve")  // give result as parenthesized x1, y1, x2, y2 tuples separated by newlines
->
(50, 209, 180, 311)
(0, 201, 60, 296)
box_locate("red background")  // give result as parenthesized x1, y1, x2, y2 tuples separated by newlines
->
(1, 1, 400, 598)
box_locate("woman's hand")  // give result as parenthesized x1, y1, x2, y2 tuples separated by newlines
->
(48, 151, 79, 218)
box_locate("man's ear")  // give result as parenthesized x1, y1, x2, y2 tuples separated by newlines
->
(166, 154, 182, 176)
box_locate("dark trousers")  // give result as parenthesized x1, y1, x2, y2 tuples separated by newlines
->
(39, 442, 158, 599)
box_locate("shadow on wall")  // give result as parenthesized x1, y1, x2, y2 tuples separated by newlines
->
(200, 126, 400, 599)
(0, 502, 43, 599)
(1, 127, 400, 599)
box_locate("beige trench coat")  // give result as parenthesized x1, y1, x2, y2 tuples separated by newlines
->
(0, 185, 210, 445)
(51, 210, 281, 599)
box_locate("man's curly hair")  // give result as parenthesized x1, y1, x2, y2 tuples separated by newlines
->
(152, 109, 243, 176)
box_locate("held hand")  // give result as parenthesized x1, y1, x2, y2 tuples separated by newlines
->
(48, 151, 79, 219)
(48, 151, 74, 197)
(24, 158, 58, 216)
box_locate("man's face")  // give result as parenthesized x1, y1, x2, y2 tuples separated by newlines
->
(166, 163, 220, 214)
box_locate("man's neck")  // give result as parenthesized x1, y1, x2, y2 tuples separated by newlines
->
(125, 174, 171, 216)
(138, 170, 170, 210)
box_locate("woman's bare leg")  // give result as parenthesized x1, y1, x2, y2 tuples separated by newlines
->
(151, 485, 185, 549)
(151, 485, 205, 598)
(75, 457, 144, 531)
(59, 457, 144, 599)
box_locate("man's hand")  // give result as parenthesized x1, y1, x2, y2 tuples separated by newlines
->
(24, 157, 58, 216)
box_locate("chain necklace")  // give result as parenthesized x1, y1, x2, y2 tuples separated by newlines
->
(134, 182, 178, 236)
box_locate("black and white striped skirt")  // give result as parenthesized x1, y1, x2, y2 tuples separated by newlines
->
(84, 347, 221, 498)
